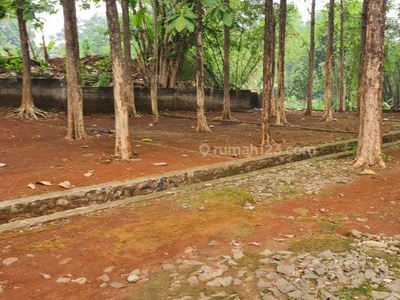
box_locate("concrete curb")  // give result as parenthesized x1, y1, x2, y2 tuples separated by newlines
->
(1, 131, 399, 227)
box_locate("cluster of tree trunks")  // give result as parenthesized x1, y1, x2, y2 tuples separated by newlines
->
(9, 0, 388, 167)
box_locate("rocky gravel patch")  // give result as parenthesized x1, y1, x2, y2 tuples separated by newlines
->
(124, 233, 400, 299)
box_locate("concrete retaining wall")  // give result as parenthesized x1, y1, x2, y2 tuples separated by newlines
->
(0, 79, 260, 113)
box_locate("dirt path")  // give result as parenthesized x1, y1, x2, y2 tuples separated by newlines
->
(0, 147, 399, 299)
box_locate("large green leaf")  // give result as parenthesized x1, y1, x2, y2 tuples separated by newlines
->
(222, 12, 232, 27)
(132, 7, 146, 27)
(175, 15, 186, 32)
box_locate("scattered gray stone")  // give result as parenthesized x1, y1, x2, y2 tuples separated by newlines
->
(2, 257, 18, 266)
(126, 274, 140, 283)
(103, 266, 115, 273)
(275, 278, 296, 294)
(187, 276, 199, 286)
(260, 249, 274, 256)
(371, 291, 391, 299)
(320, 289, 338, 300)
(231, 248, 244, 260)
(257, 278, 270, 291)
(362, 241, 387, 248)
(277, 264, 295, 276)
(348, 229, 363, 239)
(97, 274, 110, 282)
(287, 290, 303, 299)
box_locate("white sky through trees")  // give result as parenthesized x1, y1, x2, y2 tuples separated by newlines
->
(35, 0, 397, 45)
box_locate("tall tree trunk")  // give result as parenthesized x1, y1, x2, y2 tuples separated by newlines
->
(357, 0, 368, 116)
(276, 0, 289, 125)
(63, 0, 86, 140)
(353, 0, 386, 167)
(305, 0, 315, 116)
(105, 0, 133, 160)
(321, 0, 334, 122)
(221, 0, 232, 120)
(195, 0, 210, 132)
(15, 0, 46, 120)
(261, 0, 274, 145)
(151, 0, 159, 122)
(270, 20, 277, 117)
(338, 0, 346, 112)
(122, 0, 139, 117)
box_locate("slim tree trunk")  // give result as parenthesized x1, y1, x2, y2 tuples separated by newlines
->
(338, 0, 346, 112)
(195, 0, 210, 132)
(261, 0, 274, 145)
(321, 0, 334, 122)
(41, 34, 49, 62)
(270, 20, 277, 117)
(15, 0, 46, 120)
(63, 0, 86, 140)
(276, 0, 289, 125)
(105, 0, 133, 160)
(353, 0, 386, 167)
(357, 0, 368, 115)
(151, 0, 159, 122)
(221, 0, 232, 120)
(305, 0, 315, 116)
(122, 0, 139, 117)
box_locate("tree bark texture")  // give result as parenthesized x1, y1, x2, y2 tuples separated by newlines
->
(63, 0, 86, 140)
(321, 0, 334, 122)
(105, 0, 133, 160)
(122, 0, 139, 117)
(357, 0, 368, 116)
(261, 0, 274, 145)
(305, 0, 315, 116)
(151, 0, 159, 122)
(195, 0, 210, 132)
(353, 0, 386, 167)
(338, 0, 346, 112)
(15, 0, 46, 119)
(270, 20, 277, 117)
(276, 0, 289, 125)
(221, 0, 232, 120)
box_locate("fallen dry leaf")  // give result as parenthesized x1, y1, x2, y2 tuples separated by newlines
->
(27, 183, 36, 190)
(359, 169, 376, 175)
(59, 181, 75, 189)
(152, 162, 168, 166)
(36, 181, 52, 186)
(83, 171, 94, 177)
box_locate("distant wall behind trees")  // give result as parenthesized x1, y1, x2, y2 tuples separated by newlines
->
(0, 78, 260, 113)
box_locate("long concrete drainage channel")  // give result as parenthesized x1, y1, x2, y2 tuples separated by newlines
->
(1, 131, 400, 233)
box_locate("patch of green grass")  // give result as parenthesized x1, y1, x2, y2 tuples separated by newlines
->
(335, 281, 390, 300)
(183, 186, 255, 207)
(366, 250, 400, 275)
(236, 252, 266, 272)
(124, 270, 173, 300)
(288, 234, 353, 254)
(27, 237, 70, 252)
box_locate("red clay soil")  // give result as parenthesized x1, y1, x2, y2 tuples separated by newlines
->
(0, 147, 399, 299)
(0, 107, 399, 299)
(1, 108, 399, 202)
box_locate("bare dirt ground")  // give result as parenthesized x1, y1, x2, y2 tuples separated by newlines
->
(1, 107, 399, 202)
(0, 108, 400, 299)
